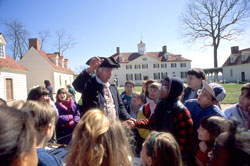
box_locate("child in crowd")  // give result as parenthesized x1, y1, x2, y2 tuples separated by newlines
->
(126, 92, 145, 119)
(224, 83, 250, 130)
(0, 105, 38, 166)
(184, 80, 226, 132)
(181, 68, 207, 103)
(140, 131, 182, 166)
(121, 80, 135, 109)
(144, 79, 156, 103)
(209, 121, 250, 166)
(21, 101, 63, 166)
(125, 91, 145, 156)
(67, 109, 132, 166)
(55, 88, 80, 144)
(125, 77, 195, 165)
(44, 80, 54, 101)
(137, 82, 161, 140)
(27, 86, 58, 115)
(195, 116, 230, 166)
(67, 84, 76, 101)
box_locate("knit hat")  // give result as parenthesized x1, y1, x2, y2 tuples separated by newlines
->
(202, 80, 226, 102)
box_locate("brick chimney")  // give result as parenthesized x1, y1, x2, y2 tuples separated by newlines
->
(231, 46, 239, 54)
(64, 59, 68, 68)
(116, 47, 120, 54)
(162, 45, 167, 53)
(54, 52, 62, 57)
(29, 38, 40, 50)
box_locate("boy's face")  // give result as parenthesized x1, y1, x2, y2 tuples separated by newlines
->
(239, 89, 250, 112)
(160, 80, 169, 99)
(197, 89, 216, 108)
(148, 87, 160, 101)
(131, 95, 143, 107)
(187, 75, 203, 91)
(125, 83, 134, 95)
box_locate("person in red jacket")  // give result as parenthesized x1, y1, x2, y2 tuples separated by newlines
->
(195, 116, 230, 166)
(124, 76, 195, 166)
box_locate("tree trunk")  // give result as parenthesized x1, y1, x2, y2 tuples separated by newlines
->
(213, 45, 218, 82)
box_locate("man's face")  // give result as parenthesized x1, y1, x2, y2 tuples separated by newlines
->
(125, 83, 134, 95)
(187, 75, 203, 91)
(239, 89, 250, 112)
(97, 67, 113, 83)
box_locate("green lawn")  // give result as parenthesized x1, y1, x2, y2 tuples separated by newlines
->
(118, 83, 243, 104)
(220, 83, 242, 104)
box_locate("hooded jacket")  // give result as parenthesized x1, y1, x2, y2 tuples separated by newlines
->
(135, 77, 195, 165)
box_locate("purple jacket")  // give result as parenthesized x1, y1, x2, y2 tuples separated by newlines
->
(55, 98, 80, 144)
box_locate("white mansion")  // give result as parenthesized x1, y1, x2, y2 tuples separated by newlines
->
(111, 41, 191, 86)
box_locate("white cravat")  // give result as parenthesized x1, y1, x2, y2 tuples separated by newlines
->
(96, 77, 116, 120)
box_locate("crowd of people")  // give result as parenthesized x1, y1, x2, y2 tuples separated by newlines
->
(0, 56, 250, 166)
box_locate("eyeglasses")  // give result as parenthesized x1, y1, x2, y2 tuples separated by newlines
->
(160, 85, 169, 91)
(197, 89, 202, 95)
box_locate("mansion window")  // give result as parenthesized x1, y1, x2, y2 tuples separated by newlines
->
(161, 64, 167, 68)
(135, 64, 141, 69)
(171, 63, 177, 68)
(230, 69, 233, 77)
(172, 72, 176, 77)
(180, 63, 186, 68)
(154, 73, 160, 80)
(0, 44, 4, 58)
(126, 65, 132, 69)
(181, 72, 187, 79)
(153, 64, 160, 68)
(126, 74, 133, 81)
(161, 72, 168, 79)
(142, 64, 148, 69)
(135, 73, 142, 80)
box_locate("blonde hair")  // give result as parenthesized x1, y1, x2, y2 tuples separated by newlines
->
(67, 109, 132, 166)
(21, 101, 57, 145)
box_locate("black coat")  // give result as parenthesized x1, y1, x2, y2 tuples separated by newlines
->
(72, 70, 131, 121)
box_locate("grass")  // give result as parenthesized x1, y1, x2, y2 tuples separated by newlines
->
(220, 83, 242, 104)
(118, 83, 243, 104)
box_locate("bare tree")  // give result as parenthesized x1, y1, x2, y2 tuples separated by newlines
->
(38, 30, 50, 50)
(181, 0, 250, 80)
(54, 30, 76, 56)
(4, 20, 30, 60)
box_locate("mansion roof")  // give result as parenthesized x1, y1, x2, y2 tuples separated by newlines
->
(222, 48, 250, 67)
(111, 52, 191, 63)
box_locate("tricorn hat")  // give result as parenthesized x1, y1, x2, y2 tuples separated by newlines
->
(86, 57, 120, 68)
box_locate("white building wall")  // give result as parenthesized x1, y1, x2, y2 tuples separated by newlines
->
(53, 72, 74, 92)
(0, 71, 27, 100)
(111, 55, 191, 86)
(20, 48, 54, 92)
(223, 64, 250, 82)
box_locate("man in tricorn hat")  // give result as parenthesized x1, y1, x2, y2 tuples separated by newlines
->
(73, 56, 131, 121)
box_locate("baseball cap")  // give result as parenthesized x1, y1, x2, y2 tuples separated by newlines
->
(202, 80, 226, 102)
